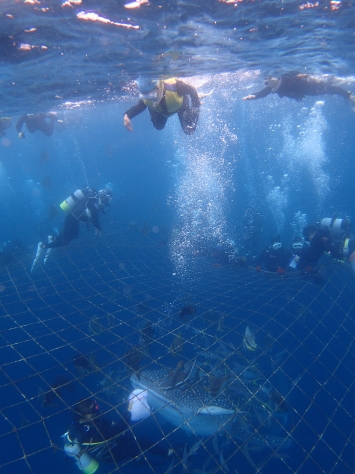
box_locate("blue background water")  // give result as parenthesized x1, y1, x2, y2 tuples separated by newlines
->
(1, 1, 355, 470)
(1, 80, 355, 473)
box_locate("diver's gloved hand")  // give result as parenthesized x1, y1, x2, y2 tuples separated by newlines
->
(255, 266, 261, 272)
(277, 267, 285, 275)
(18, 132, 25, 138)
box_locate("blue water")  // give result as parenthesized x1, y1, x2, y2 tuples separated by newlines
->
(1, 1, 355, 473)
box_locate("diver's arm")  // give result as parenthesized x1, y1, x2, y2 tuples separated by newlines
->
(124, 101, 147, 120)
(243, 86, 272, 100)
(176, 81, 200, 108)
(124, 101, 147, 131)
(87, 199, 101, 232)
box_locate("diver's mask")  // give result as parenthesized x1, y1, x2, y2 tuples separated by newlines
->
(139, 81, 164, 107)
(292, 242, 303, 250)
(265, 77, 281, 92)
(272, 242, 282, 250)
(98, 189, 112, 207)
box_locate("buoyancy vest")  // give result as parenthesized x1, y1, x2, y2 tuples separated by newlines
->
(143, 78, 184, 117)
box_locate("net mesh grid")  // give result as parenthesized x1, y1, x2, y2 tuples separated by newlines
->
(0, 232, 355, 473)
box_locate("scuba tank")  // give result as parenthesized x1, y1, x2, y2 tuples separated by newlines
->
(320, 217, 352, 259)
(64, 436, 99, 474)
(320, 218, 351, 232)
(60, 190, 86, 212)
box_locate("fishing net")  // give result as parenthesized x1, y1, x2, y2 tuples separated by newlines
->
(1, 231, 355, 474)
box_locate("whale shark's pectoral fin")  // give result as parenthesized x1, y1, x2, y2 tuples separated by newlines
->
(197, 406, 235, 416)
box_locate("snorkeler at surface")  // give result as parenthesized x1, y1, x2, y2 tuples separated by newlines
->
(124, 77, 201, 135)
(16, 112, 63, 138)
(242, 73, 355, 108)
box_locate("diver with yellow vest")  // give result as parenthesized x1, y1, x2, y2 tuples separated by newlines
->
(31, 187, 112, 272)
(124, 77, 200, 135)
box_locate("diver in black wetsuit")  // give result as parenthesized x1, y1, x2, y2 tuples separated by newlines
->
(287, 236, 309, 270)
(124, 77, 200, 135)
(298, 218, 355, 274)
(16, 113, 61, 138)
(242, 73, 355, 106)
(296, 225, 333, 271)
(63, 399, 170, 473)
(45, 188, 112, 249)
(256, 236, 287, 273)
(31, 188, 112, 272)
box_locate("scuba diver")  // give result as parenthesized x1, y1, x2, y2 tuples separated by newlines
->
(287, 236, 309, 270)
(297, 217, 355, 272)
(0, 117, 12, 137)
(63, 398, 171, 473)
(31, 187, 112, 272)
(256, 236, 287, 273)
(123, 77, 201, 135)
(16, 112, 62, 138)
(242, 73, 355, 108)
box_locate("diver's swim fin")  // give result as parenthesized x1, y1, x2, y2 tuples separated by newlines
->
(43, 236, 53, 265)
(198, 89, 214, 101)
(31, 242, 44, 273)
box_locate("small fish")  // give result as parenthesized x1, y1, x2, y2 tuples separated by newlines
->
(40, 374, 74, 407)
(220, 450, 230, 473)
(169, 330, 184, 356)
(243, 326, 257, 351)
(269, 389, 288, 412)
(124, 346, 141, 374)
(72, 353, 97, 376)
(138, 321, 154, 357)
(208, 373, 230, 397)
(89, 317, 106, 335)
(188, 440, 202, 457)
(217, 313, 226, 332)
(166, 457, 174, 473)
(179, 304, 196, 319)
(160, 361, 194, 389)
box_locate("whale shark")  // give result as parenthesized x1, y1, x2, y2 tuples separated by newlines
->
(130, 366, 292, 450)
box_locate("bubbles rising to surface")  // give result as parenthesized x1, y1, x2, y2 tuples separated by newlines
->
(266, 185, 288, 235)
(167, 76, 239, 279)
